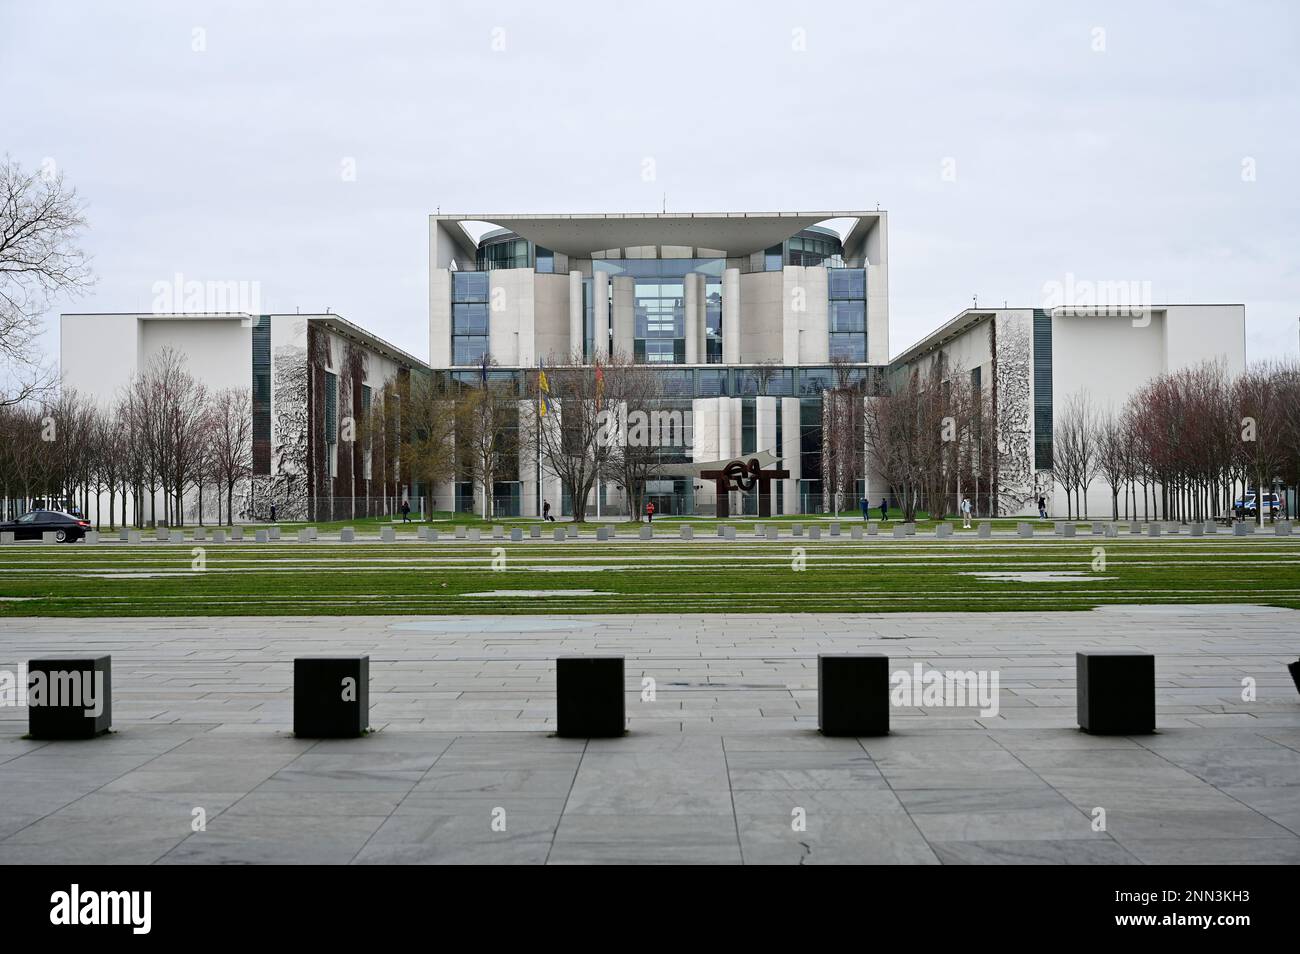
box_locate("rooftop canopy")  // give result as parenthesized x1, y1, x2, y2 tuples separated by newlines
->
(432, 211, 881, 260)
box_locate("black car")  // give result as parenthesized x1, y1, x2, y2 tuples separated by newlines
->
(0, 509, 91, 542)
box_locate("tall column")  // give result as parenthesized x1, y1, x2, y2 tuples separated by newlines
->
(781, 396, 802, 514)
(697, 273, 708, 362)
(593, 270, 610, 361)
(722, 267, 740, 364)
(519, 400, 538, 517)
(684, 272, 700, 365)
(756, 396, 777, 456)
(568, 270, 583, 362)
(612, 276, 635, 359)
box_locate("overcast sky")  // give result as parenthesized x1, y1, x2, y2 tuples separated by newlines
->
(4, 0, 1297, 366)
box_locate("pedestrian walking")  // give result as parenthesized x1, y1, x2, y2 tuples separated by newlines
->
(543, 500, 555, 523)
(960, 497, 972, 529)
(400, 499, 411, 523)
(860, 497, 870, 521)
(645, 500, 655, 523)
(879, 498, 888, 521)
(1037, 495, 1047, 519)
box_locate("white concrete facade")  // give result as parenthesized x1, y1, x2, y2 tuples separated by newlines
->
(890, 304, 1248, 518)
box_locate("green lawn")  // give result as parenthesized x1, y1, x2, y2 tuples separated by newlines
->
(1, 532, 1296, 617)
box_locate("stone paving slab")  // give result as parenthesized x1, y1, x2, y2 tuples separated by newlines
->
(0, 606, 1297, 864)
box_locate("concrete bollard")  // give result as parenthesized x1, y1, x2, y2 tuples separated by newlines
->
(765, 525, 778, 541)
(255, 529, 269, 543)
(568, 525, 579, 539)
(41, 531, 58, 544)
(380, 527, 396, 543)
(867, 521, 879, 536)
(553, 527, 566, 541)
(193, 527, 206, 542)
(597, 527, 610, 541)
(455, 526, 466, 539)
(1276, 522, 1292, 536)
(294, 656, 369, 738)
(231, 526, 244, 541)
(850, 525, 863, 540)
(83, 531, 99, 544)
(468, 529, 480, 542)
(156, 528, 169, 542)
(905, 523, 916, 536)
(1103, 524, 1118, 539)
(808, 526, 821, 540)
(269, 527, 281, 541)
(1077, 651, 1155, 735)
(892, 524, 907, 539)
(679, 526, 693, 540)
(118, 529, 129, 542)
(297, 529, 313, 543)
(1204, 521, 1217, 535)
(556, 656, 625, 738)
(168, 530, 183, 543)
(792, 523, 803, 536)
(127, 530, 141, 544)
(723, 526, 736, 540)
(829, 521, 841, 537)
(212, 529, 226, 544)
(1061, 524, 1076, 538)
(492, 526, 504, 540)
(340, 528, 355, 542)
(1017, 523, 1033, 538)
(530, 525, 541, 539)
(0, 531, 12, 544)
(1189, 522, 1205, 536)
(639, 526, 652, 540)
(27, 655, 112, 739)
(818, 654, 889, 737)
(510, 528, 522, 542)
(977, 522, 992, 538)
(936, 523, 953, 538)
(1147, 524, 1162, 538)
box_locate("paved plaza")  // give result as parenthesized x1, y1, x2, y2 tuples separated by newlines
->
(1, 606, 1298, 864)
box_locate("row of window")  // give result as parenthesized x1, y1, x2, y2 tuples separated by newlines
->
(451, 265, 866, 366)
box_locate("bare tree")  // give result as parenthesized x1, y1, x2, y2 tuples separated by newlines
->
(401, 372, 456, 517)
(209, 388, 252, 526)
(456, 368, 516, 520)
(525, 350, 618, 523)
(602, 359, 669, 522)
(1, 157, 92, 406)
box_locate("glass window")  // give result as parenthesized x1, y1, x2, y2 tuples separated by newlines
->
(828, 268, 866, 299)
(829, 334, 866, 362)
(324, 371, 338, 445)
(452, 271, 489, 303)
(452, 302, 489, 334)
(535, 245, 554, 274)
(765, 244, 783, 271)
(829, 300, 865, 333)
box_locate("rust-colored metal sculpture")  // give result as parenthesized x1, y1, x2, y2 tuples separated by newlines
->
(700, 457, 790, 518)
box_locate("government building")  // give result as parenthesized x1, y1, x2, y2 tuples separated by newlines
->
(59, 209, 1245, 524)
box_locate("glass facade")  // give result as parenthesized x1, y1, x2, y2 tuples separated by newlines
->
(476, 236, 528, 270)
(451, 272, 490, 366)
(1033, 309, 1053, 470)
(251, 315, 271, 475)
(594, 258, 725, 365)
(828, 268, 867, 362)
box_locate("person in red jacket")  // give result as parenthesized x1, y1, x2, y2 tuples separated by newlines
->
(645, 500, 655, 523)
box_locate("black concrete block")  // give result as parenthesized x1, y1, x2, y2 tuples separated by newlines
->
(294, 656, 369, 738)
(28, 656, 112, 740)
(1289, 659, 1300, 696)
(1077, 651, 1155, 734)
(557, 656, 625, 738)
(818, 654, 889, 737)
